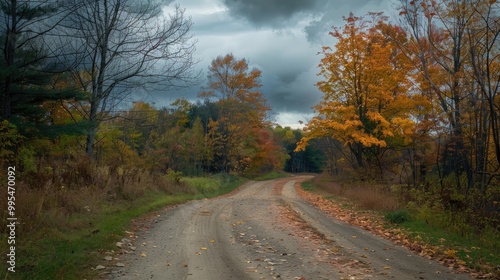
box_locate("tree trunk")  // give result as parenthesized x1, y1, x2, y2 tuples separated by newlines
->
(1, 0, 17, 120)
(85, 129, 96, 156)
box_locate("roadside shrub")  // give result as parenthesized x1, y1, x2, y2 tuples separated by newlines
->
(167, 169, 183, 183)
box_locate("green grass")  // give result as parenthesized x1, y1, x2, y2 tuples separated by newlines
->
(385, 209, 412, 224)
(397, 219, 499, 272)
(182, 174, 246, 198)
(251, 171, 289, 181)
(3, 192, 193, 280)
(1, 176, 245, 280)
(301, 180, 316, 191)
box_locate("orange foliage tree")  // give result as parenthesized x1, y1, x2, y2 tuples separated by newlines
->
(201, 54, 286, 174)
(298, 13, 429, 176)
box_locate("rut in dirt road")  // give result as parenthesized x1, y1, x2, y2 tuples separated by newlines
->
(104, 176, 471, 280)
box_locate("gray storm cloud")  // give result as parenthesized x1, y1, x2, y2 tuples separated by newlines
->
(151, 0, 394, 123)
(215, 0, 387, 114)
(221, 0, 391, 43)
(221, 0, 321, 28)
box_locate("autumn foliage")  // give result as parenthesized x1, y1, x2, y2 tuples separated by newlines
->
(297, 13, 427, 171)
(299, 2, 499, 238)
(200, 54, 286, 174)
(1, 1, 499, 277)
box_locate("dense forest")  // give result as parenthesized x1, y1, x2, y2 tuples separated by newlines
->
(0, 0, 499, 277)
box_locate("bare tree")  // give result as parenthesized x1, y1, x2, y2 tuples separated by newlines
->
(467, 1, 500, 184)
(63, 0, 198, 155)
(396, 0, 476, 189)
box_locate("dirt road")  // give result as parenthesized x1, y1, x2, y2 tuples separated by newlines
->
(106, 176, 471, 279)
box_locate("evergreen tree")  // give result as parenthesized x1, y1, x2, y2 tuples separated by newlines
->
(0, 0, 88, 138)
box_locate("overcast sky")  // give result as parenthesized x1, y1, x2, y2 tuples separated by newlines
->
(148, 0, 398, 128)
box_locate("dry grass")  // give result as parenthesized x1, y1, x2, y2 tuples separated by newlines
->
(312, 173, 401, 212)
(0, 153, 209, 279)
(0, 156, 183, 240)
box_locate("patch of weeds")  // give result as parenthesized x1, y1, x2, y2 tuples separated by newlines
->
(341, 203, 353, 210)
(301, 181, 315, 191)
(166, 169, 183, 184)
(400, 219, 500, 276)
(385, 209, 412, 224)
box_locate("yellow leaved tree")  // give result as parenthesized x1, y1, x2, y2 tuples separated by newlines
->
(298, 13, 429, 174)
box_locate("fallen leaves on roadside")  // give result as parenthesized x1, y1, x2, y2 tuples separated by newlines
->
(276, 201, 371, 276)
(294, 185, 490, 278)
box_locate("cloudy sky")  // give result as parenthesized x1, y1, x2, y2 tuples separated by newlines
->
(151, 0, 398, 128)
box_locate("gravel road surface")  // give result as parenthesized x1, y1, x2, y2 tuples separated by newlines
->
(104, 176, 471, 280)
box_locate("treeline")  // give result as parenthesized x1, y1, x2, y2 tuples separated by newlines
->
(299, 0, 499, 233)
(45, 96, 322, 177)
(0, 91, 320, 181)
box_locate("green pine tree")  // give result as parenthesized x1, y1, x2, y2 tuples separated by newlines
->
(0, 0, 90, 138)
